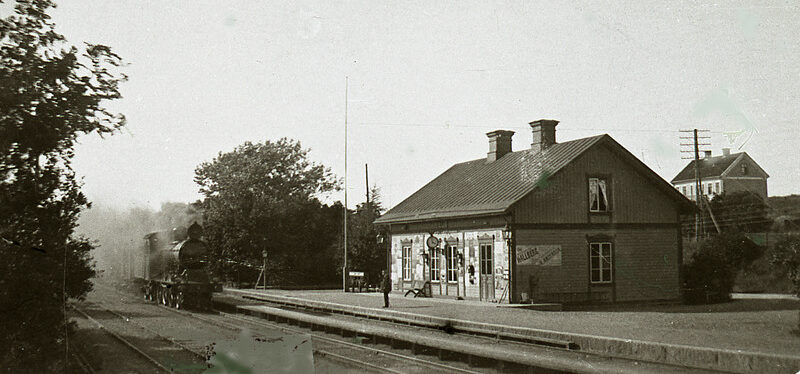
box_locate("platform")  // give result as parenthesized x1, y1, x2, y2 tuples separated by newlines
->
(219, 288, 800, 374)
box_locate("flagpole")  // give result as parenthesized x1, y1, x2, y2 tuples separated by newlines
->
(343, 76, 348, 292)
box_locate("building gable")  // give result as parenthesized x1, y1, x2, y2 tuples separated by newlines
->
(511, 141, 688, 224)
(720, 153, 769, 179)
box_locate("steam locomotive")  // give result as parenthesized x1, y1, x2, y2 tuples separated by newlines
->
(136, 222, 216, 309)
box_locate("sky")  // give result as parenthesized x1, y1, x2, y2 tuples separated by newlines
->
(40, 1, 800, 211)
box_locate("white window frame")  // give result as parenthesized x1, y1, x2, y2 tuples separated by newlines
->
(446, 244, 458, 283)
(430, 247, 441, 282)
(589, 178, 609, 212)
(589, 242, 613, 284)
(402, 246, 412, 281)
(479, 243, 493, 276)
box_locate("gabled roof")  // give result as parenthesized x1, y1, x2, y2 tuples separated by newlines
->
(671, 152, 767, 183)
(375, 134, 692, 224)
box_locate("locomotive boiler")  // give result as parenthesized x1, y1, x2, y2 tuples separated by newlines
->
(138, 222, 215, 309)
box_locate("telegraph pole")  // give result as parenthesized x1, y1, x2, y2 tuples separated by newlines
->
(680, 129, 710, 241)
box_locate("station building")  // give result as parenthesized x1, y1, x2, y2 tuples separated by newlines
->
(374, 120, 694, 304)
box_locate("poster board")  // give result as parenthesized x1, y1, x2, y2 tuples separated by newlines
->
(516, 245, 562, 266)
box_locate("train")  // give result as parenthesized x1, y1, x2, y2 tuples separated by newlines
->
(135, 222, 217, 309)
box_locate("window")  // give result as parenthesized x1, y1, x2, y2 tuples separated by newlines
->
(402, 246, 411, 281)
(480, 243, 493, 276)
(741, 163, 748, 175)
(430, 247, 441, 282)
(715, 182, 720, 194)
(589, 242, 612, 283)
(707, 183, 712, 195)
(446, 245, 458, 282)
(589, 178, 609, 212)
(681, 186, 687, 196)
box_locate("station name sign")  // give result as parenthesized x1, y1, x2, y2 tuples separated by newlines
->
(348, 271, 365, 277)
(516, 245, 562, 266)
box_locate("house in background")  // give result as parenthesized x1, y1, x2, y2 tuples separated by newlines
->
(375, 120, 694, 305)
(671, 149, 769, 201)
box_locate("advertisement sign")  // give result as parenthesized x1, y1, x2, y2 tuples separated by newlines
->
(516, 245, 561, 266)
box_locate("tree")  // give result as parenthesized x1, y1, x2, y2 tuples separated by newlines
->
(683, 231, 763, 303)
(0, 1, 126, 371)
(770, 234, 800, 296)
(703, 191, 771, 233)
(336, 187, 386, 285)
(195, 138, 340, 286)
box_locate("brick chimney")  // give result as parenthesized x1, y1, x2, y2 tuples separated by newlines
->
(530, 119, 559, 153)
(486, 130, 515, 163)
(722, 148, 731, 156)
(704, 150, 712, 158)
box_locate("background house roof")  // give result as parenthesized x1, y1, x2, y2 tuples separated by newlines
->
(376, 134, 692, 224)
(671, 152, 748, 183)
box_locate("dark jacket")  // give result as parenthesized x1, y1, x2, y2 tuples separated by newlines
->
(380, 273, 391, 293)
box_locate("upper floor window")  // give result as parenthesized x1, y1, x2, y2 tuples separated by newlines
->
(589, 178, 609, 212)
(741, 163, 749, 175)
(707, 183, 712, 195)
(715, 182, 720, 194)
(681, 186, 687, 196)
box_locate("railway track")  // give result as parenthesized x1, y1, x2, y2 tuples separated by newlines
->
(95, 283, 490, 373)
(71, 304, 207, 373)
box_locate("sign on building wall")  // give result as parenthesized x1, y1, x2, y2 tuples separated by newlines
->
(516, 245, 562, 266)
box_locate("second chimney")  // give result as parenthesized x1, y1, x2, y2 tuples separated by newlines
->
(722, 148, 731, 156)
(486, 130, 515, 163)
(704, 150, 712, 158)
(530, 119, 559, 153)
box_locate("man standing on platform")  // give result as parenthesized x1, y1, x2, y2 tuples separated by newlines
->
(380, 270, 391, 308)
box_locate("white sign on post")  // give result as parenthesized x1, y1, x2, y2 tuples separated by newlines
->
(516, 245, 562, 266)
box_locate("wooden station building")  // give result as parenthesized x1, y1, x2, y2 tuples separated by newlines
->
(374, 120, 694, 304)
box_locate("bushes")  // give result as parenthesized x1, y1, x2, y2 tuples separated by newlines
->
(683, 232, 764, 303)
(769, 234, 800, 296)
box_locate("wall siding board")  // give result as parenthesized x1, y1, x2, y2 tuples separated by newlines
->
(513, 144, 678, 224)
(515, 228, 680, 303)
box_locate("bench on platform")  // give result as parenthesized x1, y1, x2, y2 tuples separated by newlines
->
(403, 280, 431, 298)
